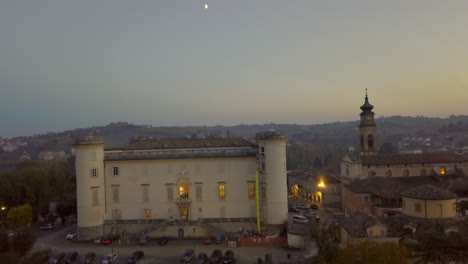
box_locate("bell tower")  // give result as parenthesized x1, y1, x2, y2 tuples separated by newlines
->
(359, 89, 377, 155)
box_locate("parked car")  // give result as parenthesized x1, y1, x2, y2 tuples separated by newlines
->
(288, 206, 299, 213)
(63, 251, 79, 264)
(221, 250, 234, 264)
(65, 230, 77, 240)
(202, 236, 214, 245)
(181, 249, 195, 263)
(296, 205, 309, 211)
(127, 251, 144, 264)
(292, 215, 309, 224)
(79, 252, 96, 264)
(48, 252, 66, 264)
(215, 235, 224, 244)
(101, 238, 112, 245)
(209, 249, 222, 263)
(310, 204, 319, 210)
(139, 235, 151, 245)
(303, 211, 315, 217)
(196, 253, 208, 264)
(93, 237, 103, 244)
(101, 254, 118, 264)
(158, 236, 168, 245)
(40, 223, 55, 230)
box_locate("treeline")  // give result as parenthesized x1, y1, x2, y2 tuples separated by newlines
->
(0, 159, 76, 223)
(286, 142, 346, 172)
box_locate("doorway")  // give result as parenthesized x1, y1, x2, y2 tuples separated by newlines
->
(179, 206, 189, 220)
(178, 228, 184, 239)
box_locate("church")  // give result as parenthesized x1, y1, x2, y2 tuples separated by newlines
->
(74, 131, 289, 240)
(341, 93, 468, 217)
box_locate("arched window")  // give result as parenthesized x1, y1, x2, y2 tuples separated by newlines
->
(368, 135, 374, 149)
(346, 165, 350, 177)
(420, 168, 427, 176)
(403, 169, 409, 176)
(386, 169, 392, 177)
(360, 134, 364, 149)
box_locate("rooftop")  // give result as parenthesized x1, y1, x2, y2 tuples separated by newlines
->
(361, 152, 468, 166)
(337, 212, 382, 238)
(400, 184, 458, 200)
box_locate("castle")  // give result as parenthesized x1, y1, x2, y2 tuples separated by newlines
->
(74, 131, 288, 239)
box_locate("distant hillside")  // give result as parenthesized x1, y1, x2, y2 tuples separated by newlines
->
(1, 115, 468, 172)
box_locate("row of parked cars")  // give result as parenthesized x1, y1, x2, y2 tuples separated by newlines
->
(181, 249, 235, 264)
(48, 251, 144, 264)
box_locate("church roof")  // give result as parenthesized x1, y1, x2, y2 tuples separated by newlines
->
(400, 184, 458, 200)
(117, 137, 256, 150)
(361, 152, 468, 165)
(360, 94, 374, 112)
(345, 175, 463, 199)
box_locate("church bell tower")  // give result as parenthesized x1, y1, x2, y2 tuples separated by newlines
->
(359, 89, 377, 155)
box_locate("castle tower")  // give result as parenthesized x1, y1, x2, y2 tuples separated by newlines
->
(359, 90, 377, 155)
(256, 131, 288, 225)
(74, 137, 105, 239)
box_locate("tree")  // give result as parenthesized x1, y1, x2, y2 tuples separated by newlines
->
(333, 241, 409, 264)
(311, 225, 340, 264)
(6, 204, 32, 230)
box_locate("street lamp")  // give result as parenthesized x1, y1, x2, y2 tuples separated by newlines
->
(1, 206, 6, 231)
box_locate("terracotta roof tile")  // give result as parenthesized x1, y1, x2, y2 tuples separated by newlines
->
(400, 184, 458, 200)
(361, 152, 468, 165)
(113, 137, 256, 150)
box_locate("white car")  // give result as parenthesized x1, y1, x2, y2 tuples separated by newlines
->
(65, 231, 77, 240)
(101, 254, 118, 264)
(292, 215, 309, 224)
(303, 211, 316, 217)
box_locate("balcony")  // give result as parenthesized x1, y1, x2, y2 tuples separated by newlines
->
(176, 195, 192, 206)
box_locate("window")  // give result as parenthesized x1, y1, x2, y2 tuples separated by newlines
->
(420, 168, 427, 176)
(261, 147, 265, 154)
(179, 182, 188, 199)
(142, 165, 148, 176)
(220, 207, 225, 218)
(91, 151, 96, 161)
(403, 169, 409, 176)
(144, 209, 151, 220)
(167, 186, 173, 201)
(250, 207, 256, 217)
(415, 203, 422, 213)
(380, 230, 385, 236)
(363, 195, 369, 202)
(386, 169, 392, 177)
(368, 230, 373, 236)
(440, 167, 446, 175)
(113, 209, 121, 220)
(113, 166, 119, 176)
(330, 187, 336, 193)
(91, 168, 98, 177)
(217, 164, 225, 174)
(248, 183, 255, 199)
(142, 185, 149, 202)
(368, 135, 374, 149)
(196, 185, 202, 201)
(112, 187, 119, 203)
(360, 134, 364, 149)
(403, 200, 406, 209)
(219, 184, 226, 199)
(92, 189, 99, 206)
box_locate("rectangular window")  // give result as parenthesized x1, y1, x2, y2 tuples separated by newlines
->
(403, 200, 406, 209)
(113, 166, 119, 176)
(92, 189, 98, 206)
(248, 183, 255, 199)
(196, 185, 202, 201)
(142, 165, 148, 176)
(363, 195, 369, 202)
(415, 203, 422, 213)
(91, 168, 98, 177)
(144, 209, 151, 220)
(261, 147, 265, 154)
(219, 184, 226, 199)
(91, 151, 96, 161)
(113, 209, 121, 220)
(218, 164, 225, 174)
(112, 187, 119, 203)
(167, 186, 173, 201)
(220, 207, 225, 218)
(142, 186, 149, 202)
(440, 167, 446, 175)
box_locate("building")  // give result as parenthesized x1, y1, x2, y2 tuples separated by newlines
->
(75, 131, 289, 239)
(341, 93, 468, 217)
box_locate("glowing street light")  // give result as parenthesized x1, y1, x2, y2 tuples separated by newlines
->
(317, 179, 326, 188)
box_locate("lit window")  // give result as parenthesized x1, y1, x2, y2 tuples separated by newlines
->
(440, 167, 446, 175)
(91, 168, 98, 177)
(248, 183, 255, 199)
(113, 167, 119, 176)
(179, 182, 188, 198)
(144, 209, 151, 220)
(113, 209, 121, 220)
(219, 184, 226, 199)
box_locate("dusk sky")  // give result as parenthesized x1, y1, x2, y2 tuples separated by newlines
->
(1, 1, 468, 138)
